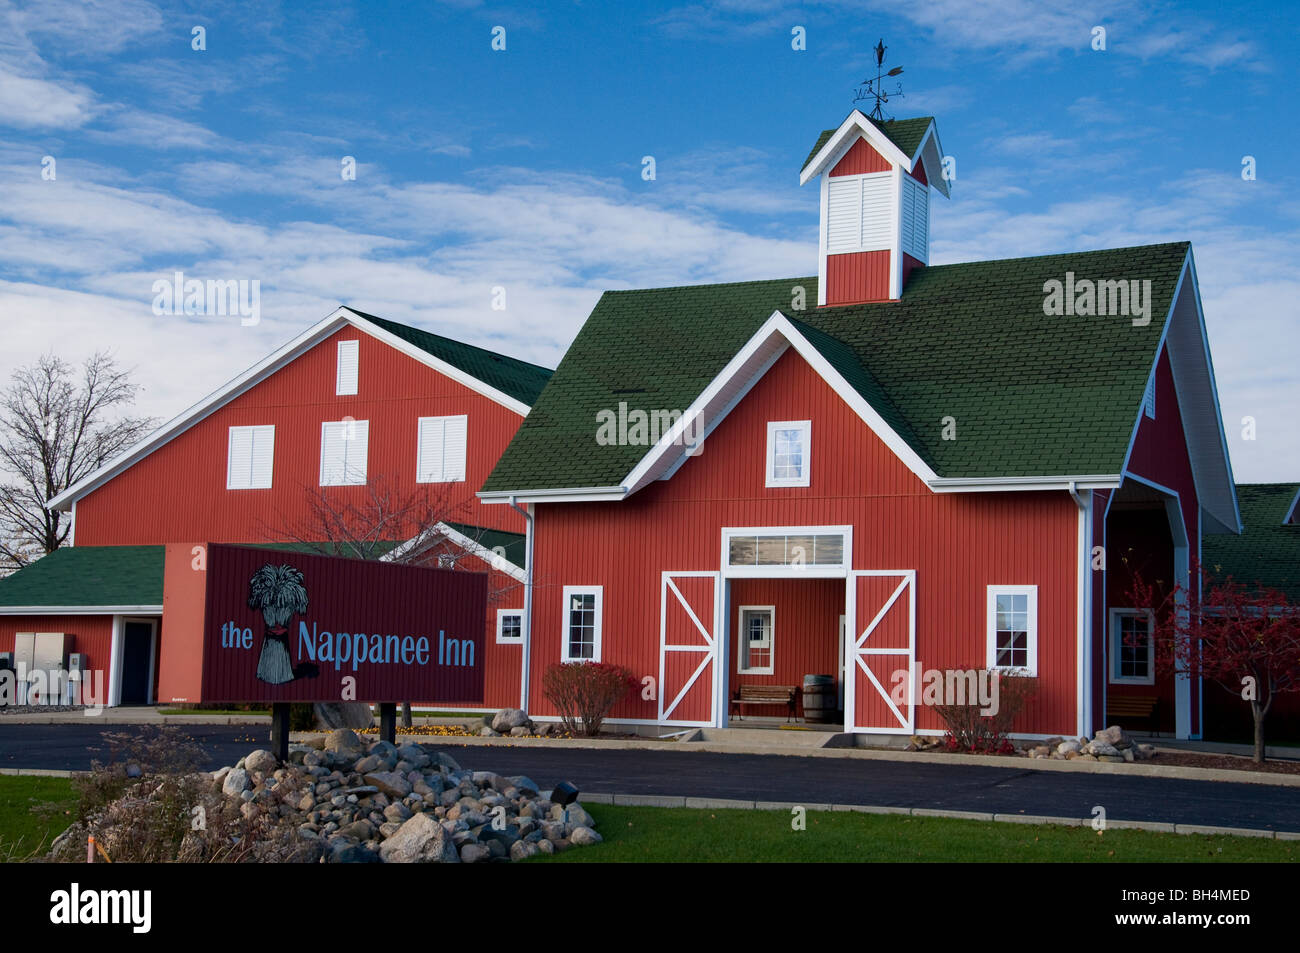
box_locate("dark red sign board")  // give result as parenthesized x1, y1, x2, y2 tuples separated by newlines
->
(168, 544, 487, 704)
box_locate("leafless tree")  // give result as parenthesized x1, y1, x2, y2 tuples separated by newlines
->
(263, 474, 523, 727)
(0, 352, 155, 572)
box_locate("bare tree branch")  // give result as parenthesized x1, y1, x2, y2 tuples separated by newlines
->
(0, 351, 155, 572)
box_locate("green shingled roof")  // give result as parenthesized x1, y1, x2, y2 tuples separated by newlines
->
(801, 115, 935, 172)
(1202, 484, 1300, 602)
(443, 522, 526, 569)
(482, 242, 1191, 493)
(0, 546, 164, 609)
(350, 309, 553, 406)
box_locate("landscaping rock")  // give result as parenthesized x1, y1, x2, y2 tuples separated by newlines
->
(222, 768, 250, 797)
(364, 771, 412, 799)
(570, 826, 603, 846)
(379, 813, 459, 863)
(324, 728, 367, 757)
(245, 749, 278, 774)
(492, 708, 530, 733)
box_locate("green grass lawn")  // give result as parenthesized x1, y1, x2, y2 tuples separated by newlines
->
(533, 805, 1300, 863)
(0, 776, 77, 860)
(2, 777, 1293, 863)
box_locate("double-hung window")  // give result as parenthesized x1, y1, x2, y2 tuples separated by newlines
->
(1110, 609, 1155, 685)
(986, 585, 1037, 675)
(562, 586, 602, 662)
(766, 420, 811, 487)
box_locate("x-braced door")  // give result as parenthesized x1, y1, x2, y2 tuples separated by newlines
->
(846, 570, 916, 733)
(658, 571, 720, 726)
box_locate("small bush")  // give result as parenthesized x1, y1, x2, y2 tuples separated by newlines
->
(542, 662, 638, 737)
(934, 671, 1038, 754)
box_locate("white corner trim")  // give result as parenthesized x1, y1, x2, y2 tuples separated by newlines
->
(48, 307, 534, 512)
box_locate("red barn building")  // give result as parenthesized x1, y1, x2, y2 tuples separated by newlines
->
(0, 307, 552, 710)
(479, 110, 1245, 741)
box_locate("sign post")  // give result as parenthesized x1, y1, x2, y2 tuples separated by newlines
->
(270, 702, 291, 762)
(378, 702, 397, 745)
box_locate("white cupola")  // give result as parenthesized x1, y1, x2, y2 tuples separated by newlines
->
(800, 110, 948, 306)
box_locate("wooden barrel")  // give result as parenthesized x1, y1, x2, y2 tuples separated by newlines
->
(802, 674, 836, 723)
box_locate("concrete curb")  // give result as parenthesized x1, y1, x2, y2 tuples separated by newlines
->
(395, 731, 1300, 788)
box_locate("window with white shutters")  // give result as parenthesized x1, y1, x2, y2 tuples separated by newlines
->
(336, 340, 359, 395)
(226, 425, 275, 489)
(417, 415, 467, 483)
(900, 175, 930, 262)
(320, 419, 369, 486)
(825, 172, 893, 254)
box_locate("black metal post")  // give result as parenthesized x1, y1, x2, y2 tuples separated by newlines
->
(270, 702, 291, 762)
(379, 702, 397, 744)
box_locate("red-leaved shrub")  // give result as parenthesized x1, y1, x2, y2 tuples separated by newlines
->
(542, 662, 638, 737)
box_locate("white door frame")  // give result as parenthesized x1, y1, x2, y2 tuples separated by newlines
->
(845, 570, 916, 734)
(111, 616, 159, 707)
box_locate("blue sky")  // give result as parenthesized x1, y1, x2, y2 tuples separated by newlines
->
(0, 0, 1296, 481)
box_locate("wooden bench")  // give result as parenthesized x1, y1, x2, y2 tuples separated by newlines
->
(1108, 694, 1159, 732)
(730, 685, 799, 722)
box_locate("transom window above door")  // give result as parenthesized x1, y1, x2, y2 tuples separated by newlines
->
(723, 526, 850, 578)
(766, 420, 811, 488)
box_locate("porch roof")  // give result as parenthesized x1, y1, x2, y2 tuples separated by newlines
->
(483, 242, 1191, 493)
(1202, 483, 1300, 601)
(0, 545, 164, 610)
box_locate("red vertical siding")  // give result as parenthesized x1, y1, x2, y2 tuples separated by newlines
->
(74, 325, 527, 546)
(0, 615, 116, 705)
(909, 161, 928, 186)
(1116, 345, 1201, 734)
(825, 250, 892, 305)
(527, 348, 1081, 734)
(830, 137, 891, 176)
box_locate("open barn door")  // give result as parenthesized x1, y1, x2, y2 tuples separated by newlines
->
(846, 570, 916, 734)
(658, 571, 721, 727)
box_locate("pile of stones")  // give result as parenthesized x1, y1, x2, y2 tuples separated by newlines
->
(478, 707, 557, 737)
(216, 728, 601, 862)
(1024, 725, 1157, 763)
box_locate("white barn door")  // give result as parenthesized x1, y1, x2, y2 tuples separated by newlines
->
(658, 571, 721, 726)
(846, 570, 916, 734)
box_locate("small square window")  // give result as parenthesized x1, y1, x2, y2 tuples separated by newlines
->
(766, 420, 811, 488)
(496, 610, 524, 644)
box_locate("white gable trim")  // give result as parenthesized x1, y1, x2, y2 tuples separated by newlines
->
(800, 110, 919, 185)
(1283, 487, 1300, 525)
(1115, 251, 1241, 536)
(383, 520, 526, 582)
(48, 307, 532, 512)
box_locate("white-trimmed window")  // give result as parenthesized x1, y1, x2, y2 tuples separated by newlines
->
(320, 419, 369, 486)
(1142, 375, 1156, 419)
(562, 586, 602, 662)
(1110, 609, 1155, 685)
(766, 420, 811, 488)
(986, 586, 1037, 675)
(496, 609, 524, 644)
(417, 415, 467, 483)
(737, 606, 774, 675)
(226, 425, 275, 490)
(336, 340, 359, 395)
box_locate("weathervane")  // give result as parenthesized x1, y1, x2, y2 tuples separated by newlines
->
(853, 39, 904, 121)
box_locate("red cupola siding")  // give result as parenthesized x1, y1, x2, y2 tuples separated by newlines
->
(800, 111, 948, 305)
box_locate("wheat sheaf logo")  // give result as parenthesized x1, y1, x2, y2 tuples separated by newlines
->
(248, 564, 320, 685)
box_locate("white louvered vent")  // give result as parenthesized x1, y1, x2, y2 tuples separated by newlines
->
(320, 419, 369, 486)
(336, 340, 359, 395)
(418, 415, 468, 483)
(825, 172, 894, 254)
(227, 425, 275, 489)
(900, 175, 930, 263)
